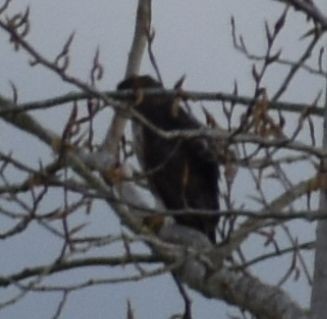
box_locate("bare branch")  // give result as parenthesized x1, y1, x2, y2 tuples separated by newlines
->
(273, 0, 327, 29)
(1, 88, 324, 117)
(101, 0, 152, 159)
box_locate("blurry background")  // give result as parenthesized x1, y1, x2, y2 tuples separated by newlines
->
(0, 1, 326, 318)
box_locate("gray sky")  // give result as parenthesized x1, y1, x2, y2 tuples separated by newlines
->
(0, 1, 326, 318)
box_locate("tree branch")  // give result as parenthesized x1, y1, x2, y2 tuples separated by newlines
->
(101, 0, 152, 158)
(0, 88, 324, 117)
(273, 0, 327, 29)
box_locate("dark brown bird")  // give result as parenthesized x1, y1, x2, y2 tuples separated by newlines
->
(117, 75, 219, 243)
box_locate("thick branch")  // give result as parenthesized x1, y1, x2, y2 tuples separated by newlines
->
(101, 0, 151, 157)
(155, 223, 309, 319)
(310, 42, 327, 319)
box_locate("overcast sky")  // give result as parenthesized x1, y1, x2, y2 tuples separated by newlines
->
(0, 1, 326, 318)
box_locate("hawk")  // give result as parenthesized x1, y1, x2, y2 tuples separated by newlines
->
(117, 75, 220, 243)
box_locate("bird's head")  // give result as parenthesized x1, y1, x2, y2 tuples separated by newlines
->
(117, 75, 162, 90)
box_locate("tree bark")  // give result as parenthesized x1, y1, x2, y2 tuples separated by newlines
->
(311, 51, 327, 319)
(101, 0, 151, 157)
